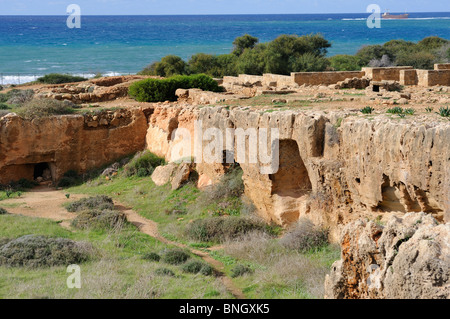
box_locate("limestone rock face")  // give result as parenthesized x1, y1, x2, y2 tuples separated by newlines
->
(151, 163, 177, 186)
(0, 109, 148, 184)
(171, 163, 193, 190)
(146, 104, 449, 240)
(324, 213, 450, 299)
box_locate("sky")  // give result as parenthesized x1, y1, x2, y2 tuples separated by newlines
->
(0, 0, 449, 15)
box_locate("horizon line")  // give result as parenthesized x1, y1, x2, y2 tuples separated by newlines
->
(1, 11, 450, 16)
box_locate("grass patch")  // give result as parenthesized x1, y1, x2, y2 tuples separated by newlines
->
(0, 211, 231, 299)
(279, 219, 329, 252)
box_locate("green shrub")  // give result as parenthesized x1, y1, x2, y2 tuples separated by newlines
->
(155, 268, 175, 276)
(404, 108, 415, 115)
(395, 51, 436, 69)
(139, 55, 188, 77)
(230, 264, 253, 278)
(181, 260, 204, 274)
(129, 74, 222, 103)
(232, 34, 259, 56)
(161, 249, 190, 265)
(356, 44, 393, 66)
(199, 264, 214, 276)
(387, 106, 404, 114)
(0, 207, 9, 215)
(186, 216, 269, 242)
(418, 36, 449, 51)
(329, 54, 362, 71)
(279, 219, 329, 252)
(360, 106, 375, 114)
(181, 261, 214, 276)
(66, 195, 115, 212)
(0, 103, 10, 110)
(16, 98, 75, 119)
(142, 252, 161, 262)
(37, 73, 87, 84)
(71, 209, 127, 230)
(438, 106, 450, 117)
(0, 235, 93, 268)
(123, 151, 166, 177)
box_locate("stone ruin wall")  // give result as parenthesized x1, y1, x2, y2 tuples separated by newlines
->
(145, 105, 449, 241)
(223, 64, 450, 91)
(0, 108, 148, 184)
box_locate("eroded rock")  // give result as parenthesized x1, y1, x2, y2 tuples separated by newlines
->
(324, 213, 450, 299)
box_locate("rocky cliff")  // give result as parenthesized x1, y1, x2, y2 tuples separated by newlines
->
(0, 108, 147, 184)
(145, 105, 449, 240)
(324, 212, 449, 299)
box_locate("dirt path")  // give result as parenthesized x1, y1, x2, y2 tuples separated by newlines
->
(0, 185, 85, 229)
(0, 186, 245, 299)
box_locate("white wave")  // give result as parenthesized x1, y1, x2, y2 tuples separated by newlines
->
(0, 75, 39, 85)
(0, 72, 128, 85)
(342, 17, 450, 21)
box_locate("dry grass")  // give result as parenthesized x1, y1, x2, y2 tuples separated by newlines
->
(222, 231, 338, 298)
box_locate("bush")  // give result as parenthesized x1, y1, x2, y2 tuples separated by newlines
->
(0, 207, 9, 215)
(155, 268, 175, 276)
(123, 151, 166, 177)
(356, 45, 393, 66)
(57, 170, 81, 188)
(232, 34, 259, 56)
(37, 73, 87, 84)
(279, 219, 329, 252)
(71, 209, 127, 230)
(199, 264, 214, 276)
(129, 74, 222, 103)
(0, 103, 10, 110)
(139, 55, 188, 77)
(4, 89, 34, 105)
(10, 178, 37, 190)
(360, 106, 375, 114)
(142, 252, 160, 262)
(66, 195, 115, 212)
(16, 98, 75, 119)
(0, 235, 93, 267)
(186, 216, 269, 242)
(438, 106, 450, 117)
(395, 50, 436, 69)
(205, 166, 244, 201)
(181, 260, 213, 276)
(230, 264, 253, 278)
(181, 260, 204, 274)
(161, 249, 190, 265)
(329, 55, 362, 71)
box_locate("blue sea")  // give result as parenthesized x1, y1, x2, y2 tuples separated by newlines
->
(0, 13, 449, 84)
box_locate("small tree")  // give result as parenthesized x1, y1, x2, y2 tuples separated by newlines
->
(232, 34, 259, 56)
